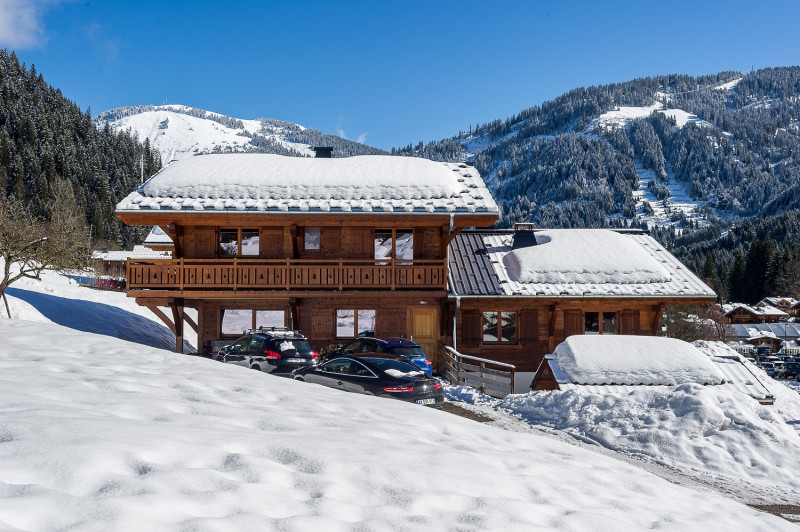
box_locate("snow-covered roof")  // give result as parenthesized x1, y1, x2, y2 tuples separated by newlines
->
(757, 297, 799, 308)
(729, 323, 800, 339)
(722, 303, 788, 317)
(116, 154, 499, 216)
(463, 229, 715, 298)
(552, 335, 725, 386)
(543, 338, 773, 402)
(143, 226, 174, 245)
(93, 245, 172, 262)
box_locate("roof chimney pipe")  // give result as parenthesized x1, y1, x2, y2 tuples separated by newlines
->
(512, 223, 537, 250)
(313, 146, 333, 158)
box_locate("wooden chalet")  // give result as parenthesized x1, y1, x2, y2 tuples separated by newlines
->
(722, 303, 787, 324)
(445, 226, 717, 377)
(756, 297, 800, 318)
(115, 152, 499, 359)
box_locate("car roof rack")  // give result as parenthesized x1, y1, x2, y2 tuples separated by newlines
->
(248, 326, 305, 338)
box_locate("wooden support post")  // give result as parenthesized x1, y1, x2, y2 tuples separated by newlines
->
(171, 300, 185, 354)
(651, 303, 666, 335)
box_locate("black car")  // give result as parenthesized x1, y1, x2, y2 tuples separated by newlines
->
(293, 354, 444, 406)
(216, 327, 319, 374)
(786, 362, 800, 379)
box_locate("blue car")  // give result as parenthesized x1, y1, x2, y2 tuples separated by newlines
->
(328, 337, 433, 376)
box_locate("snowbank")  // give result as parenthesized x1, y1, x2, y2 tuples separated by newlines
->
(451, 341, 800, 505)
(0, 321, 787, 530)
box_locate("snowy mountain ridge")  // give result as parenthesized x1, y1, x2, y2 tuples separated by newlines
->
(94, 104, 384, 164)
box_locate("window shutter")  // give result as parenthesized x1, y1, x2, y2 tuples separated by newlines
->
(621, 309, 639, 335)
(312, 310, 333, 339)
(564, 310, 583, 337)
(461, 310, 482, 347)
(519, 310, 539, 341)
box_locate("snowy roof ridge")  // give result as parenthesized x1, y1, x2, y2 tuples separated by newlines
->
(116, 154, 499, 216)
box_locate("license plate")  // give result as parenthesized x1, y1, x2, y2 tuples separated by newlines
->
(416, 398, 436, 405)
(287, 358, 305, 363)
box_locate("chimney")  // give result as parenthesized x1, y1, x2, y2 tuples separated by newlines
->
(512, 223, 537, 250)
(313, 146, 333, 158)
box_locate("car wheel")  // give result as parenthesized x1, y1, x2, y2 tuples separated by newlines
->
(250, 365, 261, 371)
(294, 377, 305, 382)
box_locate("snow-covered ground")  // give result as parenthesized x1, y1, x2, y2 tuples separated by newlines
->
(632, 159, 709, 229)
(1, 269, 798, 528)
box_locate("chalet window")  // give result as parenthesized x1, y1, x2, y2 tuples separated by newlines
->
(482, 311, 516, 343)
(375, 229, 413, 262)
(220, 228, 260, 256)
(584, 312, 617, 334)
(304, 227, 321, 251)
(336, 309, 376, 338)
(221, 309, 286, 336)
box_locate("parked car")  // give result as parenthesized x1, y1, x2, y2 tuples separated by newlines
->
(773, 361, 787, 378)
(784, 362, 800, 379)
(327, 337, 433, 376)
(760, 362, 777, 377)
(293, 354, 444, 406)
(216, 327, 319, 374)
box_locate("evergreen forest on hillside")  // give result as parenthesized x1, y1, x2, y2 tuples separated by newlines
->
(0, 50, 160, 248)
(395, 67, 800, 304)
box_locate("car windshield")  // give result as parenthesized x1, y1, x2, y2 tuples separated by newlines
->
(386, 346, 426, 358)
(363, 357, 424, 375)
(268, 338, 313, 354)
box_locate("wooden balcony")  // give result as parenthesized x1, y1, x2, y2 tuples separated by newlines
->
(126, 258, 447, 293)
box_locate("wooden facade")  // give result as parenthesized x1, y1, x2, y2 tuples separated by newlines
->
(116, 213, 475, 358)
(442, 297, 711, 373)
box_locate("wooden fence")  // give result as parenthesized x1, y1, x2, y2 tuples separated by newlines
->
(441, 346, 516, 398)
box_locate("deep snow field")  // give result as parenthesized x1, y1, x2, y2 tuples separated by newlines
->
(1, 269, 799, 530)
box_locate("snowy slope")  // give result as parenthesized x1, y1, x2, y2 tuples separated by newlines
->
(0, 319, 791, 530)
(95, 105, 313, 163)
(94, 105, 383, 164)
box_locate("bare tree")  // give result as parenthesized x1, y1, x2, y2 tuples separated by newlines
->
(698, 303, 735, 342)
(0, 180, 90, 317)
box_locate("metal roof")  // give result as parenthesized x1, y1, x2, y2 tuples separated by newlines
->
(448, 230, 505, 296)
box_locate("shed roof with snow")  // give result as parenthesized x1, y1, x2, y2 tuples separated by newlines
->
(116, 154, 499, 216)
(532, 336, 774, 404)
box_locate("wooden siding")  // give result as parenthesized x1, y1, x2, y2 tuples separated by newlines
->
(447, 298, 662, 372)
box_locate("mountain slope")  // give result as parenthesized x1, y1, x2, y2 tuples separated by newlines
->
(95, 105, 385, 163)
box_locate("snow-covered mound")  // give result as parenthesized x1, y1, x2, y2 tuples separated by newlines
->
(450, 341, 800, 505)
(1, 263, 196, 352)
(0, 320, 788, 530)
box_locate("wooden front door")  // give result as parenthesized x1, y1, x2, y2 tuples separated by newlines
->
(410, 307, 439, 367)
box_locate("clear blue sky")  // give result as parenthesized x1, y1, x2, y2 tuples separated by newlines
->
(4, 0, 800, 151)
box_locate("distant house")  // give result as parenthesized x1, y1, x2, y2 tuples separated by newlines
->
(722, 303, 787, 324)
(142, 226, 175, 253)
(92, 245, 172, 280)
(531, 335, 774, 405)
(446, 226, 716, 374)
(728, 323, 800, 352)
(756, 297, 800, 319)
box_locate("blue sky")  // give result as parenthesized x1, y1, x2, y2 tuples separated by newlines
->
(3, 0, 800, 151)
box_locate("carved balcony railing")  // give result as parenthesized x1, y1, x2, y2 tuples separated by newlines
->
(126, 258, 447, 292)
